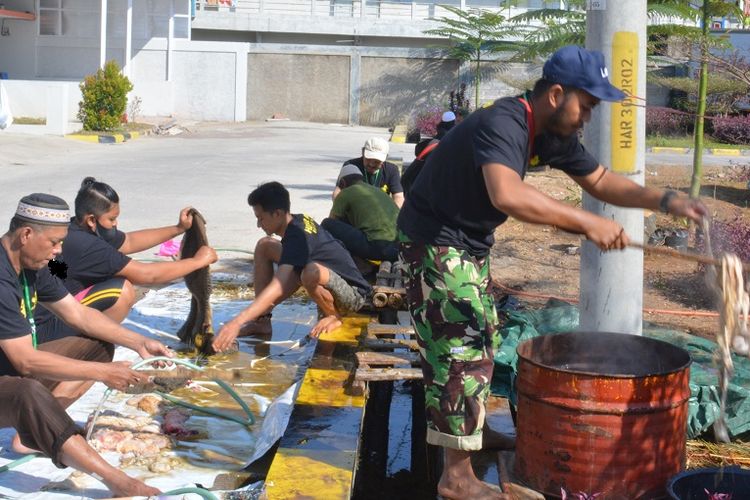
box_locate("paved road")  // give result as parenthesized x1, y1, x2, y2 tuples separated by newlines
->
(1, 121, 415, 260)
(1, 121, 744, 260)
(646, 151, 747, 167)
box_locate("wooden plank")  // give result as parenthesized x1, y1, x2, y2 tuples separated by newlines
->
(362, 338, 419, 350)
(372, 285, 406, 295)
(355, 367, 423, 381)
(375, 261, 392, 286)
(366, 323, 415, 336)
(375, 272, 402, 280)
(355, 351, 419, 366)
(0, 9, 36, 20)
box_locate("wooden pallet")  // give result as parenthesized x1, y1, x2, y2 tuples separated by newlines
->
(348, 322, 422, 395)
(361, 322, 419, 350)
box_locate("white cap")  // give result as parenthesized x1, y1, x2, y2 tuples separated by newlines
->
(442, 111, 456, 122)
(363, 137, 389, 162)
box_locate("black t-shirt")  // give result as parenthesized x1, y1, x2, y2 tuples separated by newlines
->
(34, 221, 130, 327)
(343, 157, 403, 196)
(280, 214, 371, 293)
(398, 96, 599, 257)
(0, 242, 69, 375)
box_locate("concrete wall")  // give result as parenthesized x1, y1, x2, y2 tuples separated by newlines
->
(246, 53, 350, 123)
(359, 56, 459, 127)
(3, 38, 247, 125)
(2, 81, 81, 119)
(0, 0, 38, 79)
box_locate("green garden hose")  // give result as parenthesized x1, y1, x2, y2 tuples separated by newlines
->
(0, 453, 38, 473)
(87, 356, 255, 442)
(160, 486, 220, 499)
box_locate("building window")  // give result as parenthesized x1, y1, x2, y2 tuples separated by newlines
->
(38, 0, 190, 39)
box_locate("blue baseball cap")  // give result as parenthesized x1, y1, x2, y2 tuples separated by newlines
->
(542, 45, 626, 102)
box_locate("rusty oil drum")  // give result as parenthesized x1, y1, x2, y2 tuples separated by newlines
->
(514, 331, 691, 499)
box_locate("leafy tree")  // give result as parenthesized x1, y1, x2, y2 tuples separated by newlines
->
(78, 60, 133, 131)
(508, 0, 746, 198)
(424, 5, 517, 109)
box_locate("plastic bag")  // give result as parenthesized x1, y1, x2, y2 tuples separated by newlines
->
(0, 82, 13, 130)
(157, 239, 181, 257)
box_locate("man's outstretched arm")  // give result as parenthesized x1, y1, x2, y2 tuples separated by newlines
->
(212, 264, 300, 352)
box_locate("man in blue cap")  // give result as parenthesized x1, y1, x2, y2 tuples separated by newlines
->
(397, 45, 708, 499)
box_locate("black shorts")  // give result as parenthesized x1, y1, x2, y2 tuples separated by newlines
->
(36, 277, 126, 344)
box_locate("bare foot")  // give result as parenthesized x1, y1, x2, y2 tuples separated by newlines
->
(438, 477, 509, 499)
(106, 475, 161, 497)
(482, 426, 515, 450)
(238, 315, 272, 336)
(12, 434, 39, 455)
(310, 315, 342, 337)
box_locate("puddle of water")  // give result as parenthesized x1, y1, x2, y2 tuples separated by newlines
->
(108, 283, 318, 475)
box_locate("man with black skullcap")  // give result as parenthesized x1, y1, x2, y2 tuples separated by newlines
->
(398, 45, 708, 499)
(0, 193, 166, 496)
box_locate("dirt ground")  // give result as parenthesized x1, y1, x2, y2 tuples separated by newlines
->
(489, 163, 750, 341)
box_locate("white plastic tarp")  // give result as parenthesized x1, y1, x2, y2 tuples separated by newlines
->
(0, 276, 316, 498)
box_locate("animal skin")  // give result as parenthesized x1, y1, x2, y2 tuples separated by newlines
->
(176, 208, 214, 352)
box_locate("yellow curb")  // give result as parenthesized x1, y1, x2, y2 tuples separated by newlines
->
(65, 134, 102, 143)
(709, 148, 741, 156)
(650, 147, 689, 154)
(66, 130, 144, 144)
(390, 124, 407, 144)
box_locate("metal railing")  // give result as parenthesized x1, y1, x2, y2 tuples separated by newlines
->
(195, 0, 552, 22)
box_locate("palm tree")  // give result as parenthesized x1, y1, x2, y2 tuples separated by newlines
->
(424, 5, 518, 109)
(509, 0, 745, 198)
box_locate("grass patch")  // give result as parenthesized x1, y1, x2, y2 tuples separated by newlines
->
(648, 135, 749, 150)
(14, 116, 46, 125)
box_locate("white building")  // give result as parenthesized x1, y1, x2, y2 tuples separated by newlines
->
(0, 0, 746, 131)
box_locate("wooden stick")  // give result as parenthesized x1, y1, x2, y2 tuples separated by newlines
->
(629, 241, 750, 272)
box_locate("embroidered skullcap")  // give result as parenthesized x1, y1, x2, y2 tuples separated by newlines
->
(15, 193, 70, 226)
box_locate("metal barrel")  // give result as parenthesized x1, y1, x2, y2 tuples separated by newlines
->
(514, 331, 691, 499)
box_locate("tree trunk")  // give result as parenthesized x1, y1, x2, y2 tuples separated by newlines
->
(689, 0, 710, 199)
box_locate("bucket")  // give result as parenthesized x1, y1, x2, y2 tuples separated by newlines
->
(667, 467, 750, 499)
(514, 331, 692, 499)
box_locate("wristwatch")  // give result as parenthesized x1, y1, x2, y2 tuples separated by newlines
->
(659, 190, 678, 214)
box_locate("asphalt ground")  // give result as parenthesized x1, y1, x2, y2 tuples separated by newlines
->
(1, 121, 744, 262)
(1, 121, 415, 261)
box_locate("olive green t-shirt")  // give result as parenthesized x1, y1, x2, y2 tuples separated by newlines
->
(331, 182, 399, 242)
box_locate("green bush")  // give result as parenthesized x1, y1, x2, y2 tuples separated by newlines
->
(77, 60, 133, 131)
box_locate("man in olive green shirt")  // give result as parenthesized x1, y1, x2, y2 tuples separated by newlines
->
(322, 163, 399, 262)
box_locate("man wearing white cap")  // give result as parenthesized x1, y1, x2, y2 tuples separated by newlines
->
(436, 111, 456, 139)
(0, 193, 165, 496)
(322, 163, 399, 262)
(333, 137, 404, 208)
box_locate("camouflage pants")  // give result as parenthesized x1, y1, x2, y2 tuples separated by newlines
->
(399, 234, 499, 451)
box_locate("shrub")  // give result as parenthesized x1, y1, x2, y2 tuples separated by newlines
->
(697, 216, 750, 264)
(646, 106, 693, 137)
(711, 115, 750, 145)
(409, 104, 443, 138)
(449, 83, 471, 114)
(78, 60, 133, 131)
